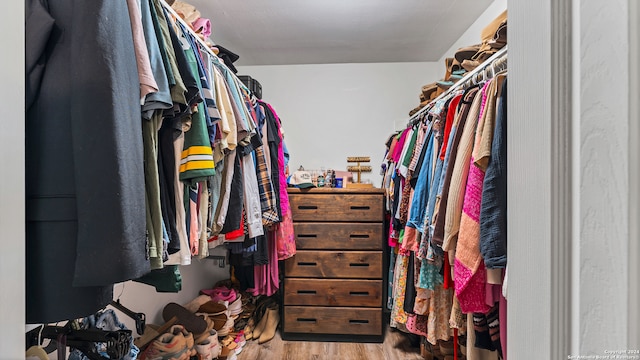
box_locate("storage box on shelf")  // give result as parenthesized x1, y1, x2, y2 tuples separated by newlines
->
(283, 188, 386, 342)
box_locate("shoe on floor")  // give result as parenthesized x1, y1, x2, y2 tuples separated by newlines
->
(169, 325, 196, 357)
(163, 302, 207, 335)
(233, 332, 246, 354)
(228, 295, 243, 316)
(194, 314, 216, 344)
(184, 295, 212, 313)
(218, 343, 236, 360)
(196, 329, 220, 360)
(201, 287, 237, 303)
(198, 301, 228, 315)
(139, 332, 190, 360)
(258, 307, 280, 344)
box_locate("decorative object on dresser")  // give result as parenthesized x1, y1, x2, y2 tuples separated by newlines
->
(283, 188, 385, 342)
(346, 156, 373, 188)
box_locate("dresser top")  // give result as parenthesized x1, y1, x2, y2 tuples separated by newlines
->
(287, 187, 385, 194)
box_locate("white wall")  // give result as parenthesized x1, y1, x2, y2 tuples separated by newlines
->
(0, 0, 25, 358)
(438, 0, 507, 64)
(237, 62, 441, 186)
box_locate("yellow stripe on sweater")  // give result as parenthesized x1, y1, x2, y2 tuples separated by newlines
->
(180, 160, 215, 173)
(181, 146, 213, 158)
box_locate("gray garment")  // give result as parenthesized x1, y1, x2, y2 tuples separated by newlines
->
(209, 158, 225, 233)
(26, 0, 149, 323)
(213, 149, 237, 235)
(140, 0, 172, 118)
(144, 112, 165, 270)
(242, 152, 264, 238)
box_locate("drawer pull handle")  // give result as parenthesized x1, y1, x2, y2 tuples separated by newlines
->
(298, 262, 317, 266)
(298, 234, 317, 238)
(350, 206, 370, 210)
(350, 234, 370, 239)
(297, 318, 317, 323)
(298, 205, 318, 210)
(297, 290, 317, 295)
(349, 319, 370, 324)
(349, 291, 369, 296)
(349, 263, 370, 267)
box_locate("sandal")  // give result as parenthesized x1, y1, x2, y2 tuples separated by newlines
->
(162, 302, 207, 334)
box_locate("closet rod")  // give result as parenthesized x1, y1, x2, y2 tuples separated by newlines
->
(407, 45, 508, 123)
(159, 0, 246, 88)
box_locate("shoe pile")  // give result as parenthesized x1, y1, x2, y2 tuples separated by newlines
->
(138, 281, 281, 360)
(408, 10, 507, 117)
(138, 300, 222, 360)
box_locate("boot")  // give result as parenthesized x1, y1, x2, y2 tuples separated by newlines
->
(258, 308, 280, 344)
(250, 310, 269, 339)
(250, 297, 277, 339)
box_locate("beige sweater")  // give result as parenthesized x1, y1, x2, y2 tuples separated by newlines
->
(442, 89, 484, 252)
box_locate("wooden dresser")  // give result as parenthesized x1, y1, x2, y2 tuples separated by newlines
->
(283, 188, 385, 342)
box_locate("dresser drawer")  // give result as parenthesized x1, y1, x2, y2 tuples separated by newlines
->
(284, 278, 382, 307)
(284, 306, 382, 335)
(284, 250, 383, 279)
(294, 223, 382, 250)
(289, 194, 383, 222)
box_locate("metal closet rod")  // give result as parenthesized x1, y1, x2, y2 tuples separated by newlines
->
(159, 0, 245, 87)
(408, 45, 508, 123)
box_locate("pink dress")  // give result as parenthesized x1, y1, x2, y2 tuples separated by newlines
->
(264, 103, 296, 260)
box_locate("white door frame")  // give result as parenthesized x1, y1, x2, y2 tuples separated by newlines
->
(628, 0, 640, 349)
(0, 1, 26, 358)
(507, 0, 572, 358)
(509, 0, 639, 357)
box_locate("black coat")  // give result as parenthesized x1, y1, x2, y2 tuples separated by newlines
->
(26, 0, 150, 323)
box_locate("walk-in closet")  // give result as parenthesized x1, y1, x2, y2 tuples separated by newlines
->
(2, 0, 638, 359)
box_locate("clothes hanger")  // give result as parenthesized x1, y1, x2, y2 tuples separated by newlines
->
(495, 68, 508, 77)
(38, 323, 132, 360)
(110, 284, 146, 335)
(109, 299, 146, 336)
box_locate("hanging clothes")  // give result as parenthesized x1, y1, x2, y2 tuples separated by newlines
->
(381, 55, 508, 354)
(26, 0, 149, 323)
(479, 78, 508, 269)
(26, 0, 297, 324)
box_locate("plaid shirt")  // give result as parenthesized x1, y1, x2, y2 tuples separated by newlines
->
(255, 145, 280, 226)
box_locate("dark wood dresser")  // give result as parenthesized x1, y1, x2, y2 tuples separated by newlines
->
(282, 188, 386, 342)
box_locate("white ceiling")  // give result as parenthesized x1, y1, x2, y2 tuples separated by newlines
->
(186, 0, 494, 65)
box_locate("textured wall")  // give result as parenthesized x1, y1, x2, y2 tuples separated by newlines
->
(576, 0, 630, 354)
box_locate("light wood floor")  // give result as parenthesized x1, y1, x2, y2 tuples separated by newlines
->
(236, 327, 423, 360)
